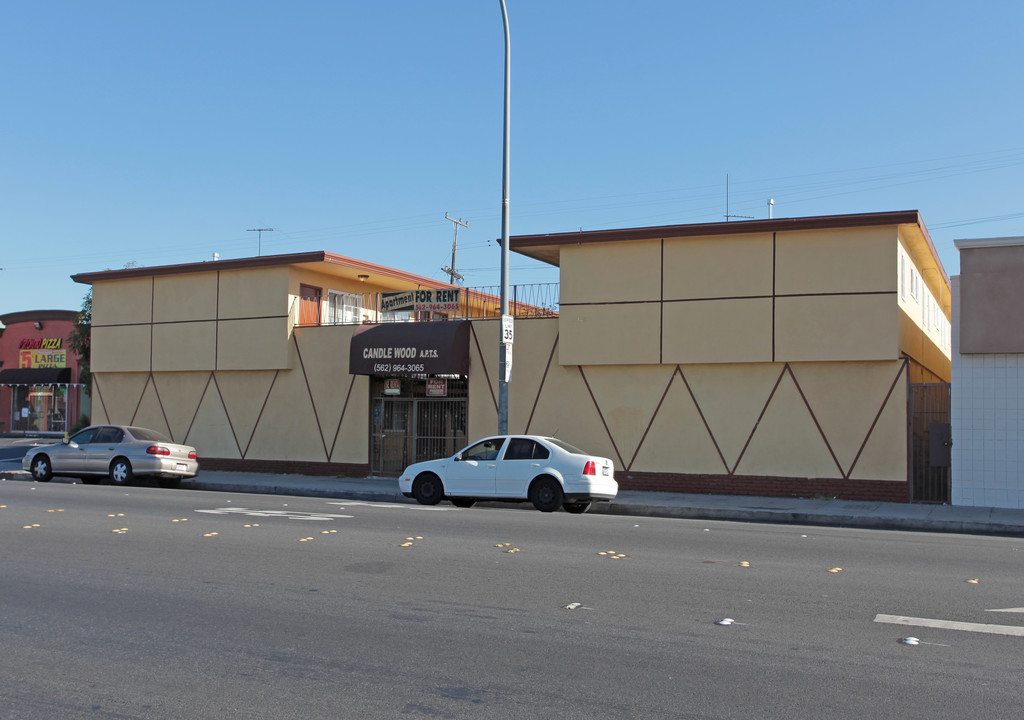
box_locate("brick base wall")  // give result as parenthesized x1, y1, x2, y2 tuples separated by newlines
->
(618, 472, 911, 503)
(200, 459, 910, 503)
(202, 457, 371, 478)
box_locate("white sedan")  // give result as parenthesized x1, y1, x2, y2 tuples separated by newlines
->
(400, 435, 617, 513)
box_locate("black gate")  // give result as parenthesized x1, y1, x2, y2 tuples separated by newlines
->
(909, 383, 951, 503)
(370, 377, 467, 475)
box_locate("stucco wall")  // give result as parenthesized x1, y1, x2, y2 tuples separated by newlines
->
(958, 241, 1024, 354)
(455, 318, 909, 494)
(91, 324, 369, 468)
(93, 315, 910, 497)
(557, 226, 943, 370)
(91, 268, 293, 373)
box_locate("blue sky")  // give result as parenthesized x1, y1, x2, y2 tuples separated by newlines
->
(2, 1, 1022, 315)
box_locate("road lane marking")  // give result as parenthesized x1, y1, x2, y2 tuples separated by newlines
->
(325, 501, 451, 511)
(987, 608, 1024, 613)
(196, 508, 352, 521)
(874, 614, 1024, 637)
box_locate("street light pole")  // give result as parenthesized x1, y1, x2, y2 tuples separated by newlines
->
(497, 0, 511, 435)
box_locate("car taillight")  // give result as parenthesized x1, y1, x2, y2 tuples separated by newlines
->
(188, 451, 198, 460)
(147, 446, 171, 456)
(583, 460, 597, 476)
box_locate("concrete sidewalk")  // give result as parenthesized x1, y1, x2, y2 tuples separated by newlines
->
(4, 464, 1024, 537)
(178, 470, 1024, 537)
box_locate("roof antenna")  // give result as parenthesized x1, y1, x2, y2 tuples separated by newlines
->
(724, 174, 753, 221)
(247, 228, 275, 256)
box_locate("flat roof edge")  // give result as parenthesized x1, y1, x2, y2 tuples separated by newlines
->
(509, 210, 924, 247)
(954, 236, 1024, 250)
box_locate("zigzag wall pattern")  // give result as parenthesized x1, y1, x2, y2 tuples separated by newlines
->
(93, 319, 912, 500)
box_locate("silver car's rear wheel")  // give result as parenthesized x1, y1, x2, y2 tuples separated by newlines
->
(109, 457, 134, 485)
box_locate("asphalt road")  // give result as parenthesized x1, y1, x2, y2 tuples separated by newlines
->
(2, 481, 1023, 720)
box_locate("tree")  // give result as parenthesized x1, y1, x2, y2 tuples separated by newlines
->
(67, 287, 91, 395)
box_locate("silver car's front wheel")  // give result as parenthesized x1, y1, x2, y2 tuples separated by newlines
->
(31, 455, 53, 482)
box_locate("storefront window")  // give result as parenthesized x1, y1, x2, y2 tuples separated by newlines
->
(10, 385, 68, 433)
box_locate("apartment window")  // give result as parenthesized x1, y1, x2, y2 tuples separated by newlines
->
(326, 291, 362, 325)
(382, 310, 414, 323)
(900, 255, 906, 300)
(910, 269, 919, 300)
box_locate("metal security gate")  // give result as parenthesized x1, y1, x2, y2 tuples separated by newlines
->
(909, 383, 951, 503)
(370, 377, 467, 475)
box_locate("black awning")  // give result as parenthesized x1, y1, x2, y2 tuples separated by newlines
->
(350, 321, 470, 376)
(0, 367, 72, 385)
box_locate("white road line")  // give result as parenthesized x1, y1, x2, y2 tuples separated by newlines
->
(325, 501, 450, 511)
(986, 608, 1024, 614)
(874, 614, 1024, 637)
(195, 508, 353, 520)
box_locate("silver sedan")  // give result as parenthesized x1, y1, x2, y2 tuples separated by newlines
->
(22, 425, 199, 488)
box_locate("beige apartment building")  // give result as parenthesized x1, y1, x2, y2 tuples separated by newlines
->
(73, 210, 951, 501)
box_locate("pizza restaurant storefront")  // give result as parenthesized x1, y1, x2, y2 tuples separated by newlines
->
(0, 310, 86, 436)
(350, 320, 471, 475)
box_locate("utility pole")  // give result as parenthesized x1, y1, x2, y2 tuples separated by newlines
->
(497, 0, 511, 435)
(442, 213, 467, 284)
(247, 228, 275, 256)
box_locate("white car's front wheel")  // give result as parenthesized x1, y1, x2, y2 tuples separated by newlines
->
(412, 474, 444, 505)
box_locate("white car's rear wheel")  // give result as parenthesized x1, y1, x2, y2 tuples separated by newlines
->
(529, 477, 563, 512)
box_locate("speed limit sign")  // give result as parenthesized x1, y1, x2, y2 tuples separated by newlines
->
(501, 314, 514, 344)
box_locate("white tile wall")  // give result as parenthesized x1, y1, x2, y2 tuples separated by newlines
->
(951, 276, 1024, 508)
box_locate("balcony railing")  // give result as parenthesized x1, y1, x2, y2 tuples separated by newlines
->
(293, 282, 559, 327)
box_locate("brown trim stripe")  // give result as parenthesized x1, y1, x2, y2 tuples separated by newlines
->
(730, 365, 788, 475)
(524, 333, 559, 434)
(577, 366, 625, 470)
(846, 358, 909, 479)
(292, 334, 329, 461)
